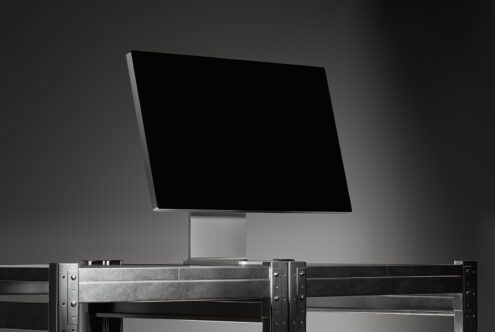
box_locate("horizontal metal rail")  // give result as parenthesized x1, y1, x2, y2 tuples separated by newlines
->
(306, 264, 463, 278)
(306, 264, 463, 297)
(307, 295, 459, 316)
(79, 265, 271, 302)
(0, 265, 49, 281)
(306, 276, 462, 297)
(0, 281, 49, 295)
(90, 300, 268, 322)
(0, 265, 50, 295)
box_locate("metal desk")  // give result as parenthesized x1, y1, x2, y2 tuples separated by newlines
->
(0, 260, 477, 332)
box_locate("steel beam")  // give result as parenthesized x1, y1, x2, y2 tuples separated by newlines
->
(0, 265, 49, 281)
(79, 264, 270, 302)
(306, 276, 462, 297)
(307, 295, 456, 316)
(306, 264, 463, 278)
(89, 300, 265, 322)
(306, 264, 463, 297)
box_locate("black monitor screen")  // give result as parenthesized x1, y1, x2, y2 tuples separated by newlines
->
(127, 51, 351, 212)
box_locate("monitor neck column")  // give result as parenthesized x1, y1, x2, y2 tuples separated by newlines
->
(184, 211, 247, 265)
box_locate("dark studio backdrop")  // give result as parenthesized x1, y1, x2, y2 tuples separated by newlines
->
(1, 1, 494, 332)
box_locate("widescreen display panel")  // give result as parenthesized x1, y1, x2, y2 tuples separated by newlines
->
(127, 50, 351, 212)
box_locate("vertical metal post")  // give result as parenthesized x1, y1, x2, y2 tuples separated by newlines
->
(269, 260, 306, 332)
(454, 261, 477, 332)
(262, 298, 272, 332)
(49, 263, 80, 332)
(288, 262, 306, 332)
(270, 260, 290, 332)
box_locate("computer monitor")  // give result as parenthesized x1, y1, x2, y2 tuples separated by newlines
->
(127, 50, 351, 262)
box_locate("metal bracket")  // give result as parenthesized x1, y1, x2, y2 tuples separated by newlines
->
(270, 260, 306, 332)
(289, 262, 306, 332)
(270, 260, 289, 332)
(462, 261, 477, 332)
(49, 263, 79, 332)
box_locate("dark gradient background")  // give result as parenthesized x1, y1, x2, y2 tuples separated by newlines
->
(1, 1, 493, 332)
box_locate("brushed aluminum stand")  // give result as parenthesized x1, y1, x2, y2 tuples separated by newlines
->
(185, 211, 247, 265)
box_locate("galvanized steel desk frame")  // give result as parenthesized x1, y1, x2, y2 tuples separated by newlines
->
(0, 260, 477, 332)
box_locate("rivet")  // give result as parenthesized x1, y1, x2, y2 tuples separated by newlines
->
(71, 275, 77, 281)
(300, 295, 305, 300)
(299, 271, 305, 276)
(300, 320, 304, 325)
(70, 301, 77, 307)
(274, 272, 279, 277)
(274, 296, 279, 301)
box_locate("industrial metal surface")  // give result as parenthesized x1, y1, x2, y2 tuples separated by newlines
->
(307, 295, 457, 315)
(0, 260, 477, 332)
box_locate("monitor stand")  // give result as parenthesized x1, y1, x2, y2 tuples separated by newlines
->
(184, 211, 247, 265)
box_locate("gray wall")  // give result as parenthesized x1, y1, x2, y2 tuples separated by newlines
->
(1, 1, 493, 331)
